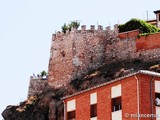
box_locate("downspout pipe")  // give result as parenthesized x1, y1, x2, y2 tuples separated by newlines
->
(150, 76, 155, 120)
(134, 76, 140, 120)
(63, 100, 66, 120)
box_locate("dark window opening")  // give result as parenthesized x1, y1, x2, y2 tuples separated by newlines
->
(155, 93, 160, 106)
(90, 104, 97, 118)
(156, 93, 160, 98)
(112, 97, 122, 112)
(159, 15, 160, 21)
(67, 111, 75, 120)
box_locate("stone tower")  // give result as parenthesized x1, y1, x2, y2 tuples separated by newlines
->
(48, 25, 119, 88)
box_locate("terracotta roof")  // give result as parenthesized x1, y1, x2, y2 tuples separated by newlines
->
(62, 70, 160, 100)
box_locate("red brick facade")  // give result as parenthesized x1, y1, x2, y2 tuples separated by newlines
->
(63, 71, 160, 120)
(136, 33, 160, 51)
(118, 30, 160, 52)
(118, 29, 140, 39)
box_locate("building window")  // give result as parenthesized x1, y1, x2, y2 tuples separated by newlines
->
(67, 99, 76, 120)
(155, 93, 160, 106)
(112, 97, 122, 112)
(159, 14, 160, 21)
(90, 92, 97, 118)
(67, 110, 75, 120)
(90, 104, 97, 118)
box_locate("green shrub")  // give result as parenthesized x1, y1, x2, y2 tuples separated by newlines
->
(69, 20, 80, 29)
(61, 20, 80, 33)
(118, 18, 159, 34)
(61, 23, 68, 33)
(41, 70, 47, 77)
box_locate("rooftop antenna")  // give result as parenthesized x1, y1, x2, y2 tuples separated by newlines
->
(97, 21, 99, 27)
(146, 11, 149, 20)
(54, 30, 57, 34)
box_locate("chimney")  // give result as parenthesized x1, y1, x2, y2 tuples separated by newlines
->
(154, 10, 160, 28)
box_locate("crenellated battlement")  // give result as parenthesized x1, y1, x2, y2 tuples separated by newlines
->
(51, 25, 119, 42)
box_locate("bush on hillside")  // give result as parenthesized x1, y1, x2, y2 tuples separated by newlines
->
(118, 18, 159, 34)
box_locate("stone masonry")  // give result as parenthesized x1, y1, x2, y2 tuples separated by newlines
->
(48, 25, 120, 88)
(28, 77, 47, 97)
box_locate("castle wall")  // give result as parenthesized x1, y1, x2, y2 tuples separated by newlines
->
(48, 25, 160, 88)
(48, 26, 120, 88)
(105, 38, 137, 62)
(137, 48, 160, 61)
(48, 31, 74, 88)
(28, 77, 47, 97)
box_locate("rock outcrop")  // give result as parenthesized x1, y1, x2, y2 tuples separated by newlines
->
(2, 58, 160, 120)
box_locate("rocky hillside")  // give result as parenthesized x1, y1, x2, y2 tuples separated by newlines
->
(2, 58, 160, 120)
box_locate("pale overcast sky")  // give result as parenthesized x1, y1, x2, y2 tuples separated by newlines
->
(0, 0, 160, 119)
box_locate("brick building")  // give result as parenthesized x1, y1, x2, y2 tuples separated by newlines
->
(63, 70, 160, 120)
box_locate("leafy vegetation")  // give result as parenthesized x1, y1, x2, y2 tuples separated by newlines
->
(118, 18, 159, 34)
(40, 70, 47, 77)
(137, 32, 159, 38)
(61, 23, 68, 33)
(69, 20, 80, 29)
(61, 20, 80, 33)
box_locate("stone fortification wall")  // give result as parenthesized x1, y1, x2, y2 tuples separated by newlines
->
(48, 25, 160, 88)
(28, 77, 47, 97)
(48, 25, 120, 88)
